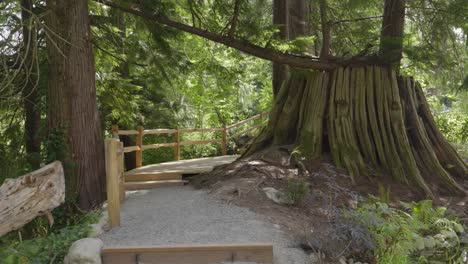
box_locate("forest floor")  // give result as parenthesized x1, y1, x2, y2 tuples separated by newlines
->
(191, 147, 468, 262)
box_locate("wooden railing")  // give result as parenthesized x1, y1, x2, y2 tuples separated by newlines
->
(104, 112, 267, 228)
(111, 112, 268, 168)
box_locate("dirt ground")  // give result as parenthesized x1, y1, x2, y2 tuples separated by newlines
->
(190, 146, 468, 263)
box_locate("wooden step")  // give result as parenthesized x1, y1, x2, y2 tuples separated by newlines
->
(102, 243, 273, 264)
(125, 172, 182, 182)
(124, 180, 187, 190)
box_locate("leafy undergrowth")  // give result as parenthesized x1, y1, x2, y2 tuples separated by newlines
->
(345, 199, 468, 264)
(0, 209, 99, 264)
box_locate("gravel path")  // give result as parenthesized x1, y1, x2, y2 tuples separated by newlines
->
(100, 186, 311, 264)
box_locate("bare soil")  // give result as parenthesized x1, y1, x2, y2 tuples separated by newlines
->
(190, 146, 468, 262)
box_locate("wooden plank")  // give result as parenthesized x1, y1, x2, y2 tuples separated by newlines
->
(179, 128, 224, 133)
(143, 129, 177, 135)
(230, 124, 263, 139)
(105, 139, 120, 228)
(124, 180, 187, 190)
(227, 113, 262, 130)
(222, 126, 227, 156)
(122, 146, 140, 153)
(179, 139, 222, 146)
(102, 244, 273, 264)
(125, 155, 240, 176)
(125, 173, 182, 182)
(141, 142, 177, 150)
(117, 141, 125, 203)
(117, 130, 139, 135)
(174, 128, 180, 161)
(136, 126, 143, 168)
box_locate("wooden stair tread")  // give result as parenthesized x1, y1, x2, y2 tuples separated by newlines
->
(125, 172, 182, 182)
(102, 243, 273, 264)
(124, 180, 187, 190)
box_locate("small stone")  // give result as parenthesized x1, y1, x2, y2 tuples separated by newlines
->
(64, 238, 103, 264)
(262, 187, 293, 205)
(309, 253, 320, 263)
(348, 258, 354, 264)
(339, 256, 347, 264)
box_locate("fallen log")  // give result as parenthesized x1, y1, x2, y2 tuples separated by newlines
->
(0, 161, 65, 237)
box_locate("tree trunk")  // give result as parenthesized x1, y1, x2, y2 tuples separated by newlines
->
(272, 0, 311, 96)
(272, 0, 289, 96)
(21, 0, 41, 169)
(45, 0, 106, 210)
(245, 67, 467, 197)
(379, 0, 406, 70)
(319, 0, 331, 59)
(109, 9, 136, 170)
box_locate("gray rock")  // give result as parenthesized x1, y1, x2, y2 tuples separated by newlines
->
(88, 224, 104, 238)
(262, 187, 293, 205)
(64, 238, 103, 264)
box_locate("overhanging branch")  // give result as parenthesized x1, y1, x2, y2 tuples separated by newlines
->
(95, 0, 337, 70)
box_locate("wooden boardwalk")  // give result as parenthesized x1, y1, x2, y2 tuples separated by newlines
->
(124, 155, 239, 190)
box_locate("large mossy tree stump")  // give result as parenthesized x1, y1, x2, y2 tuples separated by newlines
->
(245, 66, 467, 197)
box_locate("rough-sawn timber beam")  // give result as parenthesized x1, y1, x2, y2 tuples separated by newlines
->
(102, 243, 274, 264)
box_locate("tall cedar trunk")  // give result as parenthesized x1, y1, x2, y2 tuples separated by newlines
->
(272, 0, 288, 96)
(319, 0, 331, 59)
(21, 0, 41, 168)
(45, 0, 106, 210)
(110, 9, 136, 170)
(245, 67, 467, 197)
(272, 0, 310, 96)
(379, 0, 406, 70)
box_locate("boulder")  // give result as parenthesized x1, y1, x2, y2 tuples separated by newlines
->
(64, 238, 103, 264)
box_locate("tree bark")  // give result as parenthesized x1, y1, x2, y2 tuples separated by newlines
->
(0, 161, 65, 237)
(21, 0, 41, 169)
(45, 0, 106, 210)
(272, 0, 289, 96)
(272, 0, 311, 95)
(319, 0, 331, 59)
(245, 67, 467, 196)
(379, 0, 406, 70)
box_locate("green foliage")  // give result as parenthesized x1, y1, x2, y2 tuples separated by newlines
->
(0, 211, 99, 264)
(346, 199, 468, 264)
(285, 178, 310, 204)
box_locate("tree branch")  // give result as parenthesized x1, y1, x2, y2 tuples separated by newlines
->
(95, 0, 337, 70)
(332, 15, 383, 26)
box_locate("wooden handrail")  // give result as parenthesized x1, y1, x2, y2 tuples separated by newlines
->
(227, 113, 263, 130)
(179, 139, 222, 146)
(111, 112, 268, 166)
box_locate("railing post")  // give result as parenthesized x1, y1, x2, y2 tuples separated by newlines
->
(111, 125, 119, 139)
(136, 126, 143, 168)
(117, 141, 125, 203)
(105, 138, 121, 228)
(222, 126, 227, 156)
(174, 128, 180, 161)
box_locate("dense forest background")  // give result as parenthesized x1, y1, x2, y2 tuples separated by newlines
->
(0, 0, 467, 263)
(1, 0, 465, 178)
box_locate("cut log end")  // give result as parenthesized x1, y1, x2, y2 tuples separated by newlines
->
(0, 161, 65, 237)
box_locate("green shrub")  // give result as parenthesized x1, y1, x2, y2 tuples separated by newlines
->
(346, 199, 468, 264)
(285, 178, 310, 204)
(0, 211, 99, 264)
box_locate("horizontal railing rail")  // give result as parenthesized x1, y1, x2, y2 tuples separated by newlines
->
(111, 112, 268, 167)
